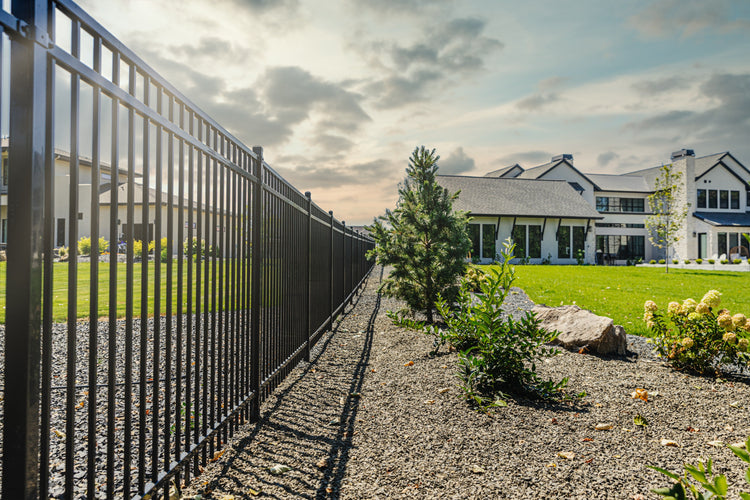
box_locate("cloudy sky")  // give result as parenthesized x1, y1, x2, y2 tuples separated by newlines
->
(76, 0, 750, 225)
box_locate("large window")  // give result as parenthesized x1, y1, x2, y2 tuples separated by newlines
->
(697, 189, 706, 208)
(512, 224, 542, 259)
(720, 190, 729, 209)
(718, 232, 727, 257)
(558, 226, 585, 259)
(708, 190, 717, 208)
(468, 223, 496, 260)
(596, 235, 645, 260)
(731, 191, 740, 209)
(595, 196, 645, 213)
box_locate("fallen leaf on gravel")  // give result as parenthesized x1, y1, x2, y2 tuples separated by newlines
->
(660, 439, 679, 447)
(634, 414, 648, 427)
(471, 465, 485, 474)
(350, 392, 361, 398)
(371, 368, 376, 373)
(551, 418, 558, 424)
(440, 365, 447, 369)
(316, 458, 329, 469)
(729, 401, 743, 408)
(595, 423, 613, 431)
(546, 463, 556, 468)
(53, 428, 65, 439)
(708, 440, 724, 447)
(247, 487, 262, 496)
(326, 487, 333, 494)
(438, 387, 450, 394)
(404, 361, 414, 366)
(210, 450, 225, 462)
(578, 346, 589, 354)
(686, 426, 699, 432)
(268, 464, 292, 475)
(424, 400, 435, 404)
(557, 451, 575, 460)
(631, 388, 648, 401)
(582, 438, 593, 442)
(595, 403, 603, 407)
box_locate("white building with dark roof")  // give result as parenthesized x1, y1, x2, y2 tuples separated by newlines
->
(438, 149, 750, 264)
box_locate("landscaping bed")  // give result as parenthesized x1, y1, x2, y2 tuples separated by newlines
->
(185, 266, 750, 499)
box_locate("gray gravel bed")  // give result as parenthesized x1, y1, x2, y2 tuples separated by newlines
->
(182, 266, 750, 499)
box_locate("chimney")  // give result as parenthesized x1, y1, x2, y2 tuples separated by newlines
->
(670, 149, 695, 161)
(552, 153, 573, 164)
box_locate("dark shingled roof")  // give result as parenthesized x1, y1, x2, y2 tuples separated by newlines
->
(436, 175, 603, 219)
(484, 164, 522, 177)
(693, 211, 750, 227)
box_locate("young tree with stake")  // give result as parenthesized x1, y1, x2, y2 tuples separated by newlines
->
(645, 163, 689, 273)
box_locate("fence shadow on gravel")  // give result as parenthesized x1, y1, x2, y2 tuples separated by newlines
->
(189, 267, 382, 498)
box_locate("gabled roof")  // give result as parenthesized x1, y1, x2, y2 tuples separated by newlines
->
(514, 158, 601, 190)
(436, 175, 603, 219)
(484, 164, 522, 178)
(693, 211, 750, 227)
(586, 173, 651, 193)
(695, 152, 727, 177)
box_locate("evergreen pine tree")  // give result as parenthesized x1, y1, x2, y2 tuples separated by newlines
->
(367, 146, 471, 322)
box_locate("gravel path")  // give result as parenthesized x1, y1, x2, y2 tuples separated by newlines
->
(180, 265, 750, 499)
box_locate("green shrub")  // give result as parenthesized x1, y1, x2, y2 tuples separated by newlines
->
(708, 259, 716, 264)
(649, 436, 750, 499)
(426, 239, 571, 408)
(696, 258, 703, 264)
(643, 291, 750, 375)
(684, 259, 691, 264)
(658, 259, 666, 264)
(463, 266, 487, 293)
(183, 237, 219, 261)
(721, 259, 729, 264)
(148, 240, 156, 254)
(132, 240, 143, 257)
(58, 246, 69, 261)
(649, 259, 657, 264)
(672, 259, 679, 265)
(78, 236, 91, 256)
(160, 238, 170, 263)
(575, 248, 585, 265)
(734, 258, 742, 264)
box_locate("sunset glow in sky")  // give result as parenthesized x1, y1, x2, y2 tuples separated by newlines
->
(77, 0, 750, 225)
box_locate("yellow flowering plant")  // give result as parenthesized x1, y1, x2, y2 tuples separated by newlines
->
(644, 290, 750, 375)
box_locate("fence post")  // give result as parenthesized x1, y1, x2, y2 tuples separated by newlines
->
(349, 227, 354, 302)
(250, 146, 263, 420)
(304, 192, 312, 361)
(2, 2, 50, 497)
(342, 221, 346, 306)
(329, 211, 334, 331)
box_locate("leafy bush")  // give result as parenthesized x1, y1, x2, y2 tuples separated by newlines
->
(644, 290, 750, 375)
(148, 240, 156, 254)
(77, 236, 109, 256)
(463, 266, 487, 293)
(684, 259, 691, 264)
(734, 258, 742, 264)
(696, 258, 703, 264)
(659, 259, 666, 264)
(426, 240, 570, 408)
(709, 259, 716, 264)
(575, 248, 585, 265)
(58, 246, 69, 261)
(160, 238, 170, 262)
(132, 240, 143, 257)
(78, 236, 91, 256)
(183, 237, 218, 261)
(649, 436, 750, 499)
(672, 259, 679, 265)
(649, 259, 657, 264)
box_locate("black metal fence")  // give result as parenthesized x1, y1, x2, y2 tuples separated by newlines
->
(0, 1, 374, 498)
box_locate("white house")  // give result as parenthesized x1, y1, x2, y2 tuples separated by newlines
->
(440, 149, 750, 264)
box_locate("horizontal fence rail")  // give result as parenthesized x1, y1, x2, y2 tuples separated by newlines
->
(0, 1, 375, 498)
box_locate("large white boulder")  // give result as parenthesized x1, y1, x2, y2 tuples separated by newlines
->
(531, 304, 627, 355)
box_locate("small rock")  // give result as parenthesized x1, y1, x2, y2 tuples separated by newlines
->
(438, 387, 450, 394)
(470, 465, 485, 474)
(557, 451, 575, 460)
(660, 439, 679, 447)
(708, 440, 724, 447)
(595, 423, 613, 431)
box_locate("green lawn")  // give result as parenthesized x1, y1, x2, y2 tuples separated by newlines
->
(0, 259, 249, 323)
(484, 264, 750, 337)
